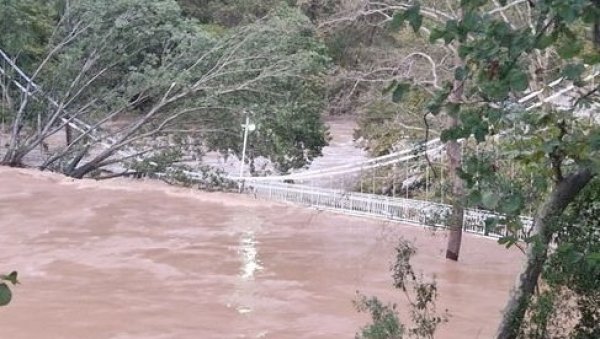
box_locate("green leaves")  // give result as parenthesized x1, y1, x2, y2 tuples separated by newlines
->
(589, 129, 600, 151)
(425, 84, 452, 115)
(498, 235, 519, 248)
(460, 0, 487, 10)
(479, 80, 510, 101)
(0, 271, 18, 307)
(454, 66, 467, 81)
(1, 271, 19, 286)
(392, 83, 411, 103)
(440, 126, 469, 142)
(484, 217, 499, 235)
(481, 190, 500, 210)
(404, 4, 423, 33)
(460, 11, 482, 37)
(429, 28, 446, 43)
(508, 69, 529, 92)
(562, 63, 585, 82)
(390, 12, 405, 31)
(501, 194, 524, 214)
(390, 4, 423, 33)
(557, 39, 583, 59)
(0, 283, 12, 307)
(383, 80, 412, 103)
(0, 0, 58, 70)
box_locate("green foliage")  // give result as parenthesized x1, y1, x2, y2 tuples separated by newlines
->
(3, 0, 329, 174)
(356, 88, 432, 156)
(391, 83, 412, 103)
(199, 5, 331, 172)
(514, 180, 600, 337)
(0, 271, 19, 307)
(0, 0, 59, 70)
(389, 0, 600, 225)
(355, 294, 405, 339)
(387, 0, 600, 335)
(0, 283, 12, 307)
(540, 179, 600, 337)
(391, 5, 422, 33)
(176, 0, 288, 26)
(355, 239, 447, 339)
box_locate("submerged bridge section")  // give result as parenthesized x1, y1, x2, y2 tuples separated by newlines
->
(244, 181, 533, 240)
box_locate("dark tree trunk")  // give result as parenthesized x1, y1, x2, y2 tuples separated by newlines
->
(445, 134, 464, 261)
(68, 161, 99, 179)
(496, 168, 594, 339)
(1, 148, 25, 167)
(445, 78, 465, 261)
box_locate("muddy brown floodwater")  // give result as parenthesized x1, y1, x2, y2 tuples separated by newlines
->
(0, 168, 522, 339)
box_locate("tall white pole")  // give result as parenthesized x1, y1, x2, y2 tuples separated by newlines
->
(239, 114, 250, 179)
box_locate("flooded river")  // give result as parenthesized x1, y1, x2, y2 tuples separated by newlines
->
(0, 168, 522, 338)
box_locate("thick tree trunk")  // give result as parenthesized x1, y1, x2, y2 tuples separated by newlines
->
(445, 137, 464, 260)
(445, 79, 465, 261)
(68, 160, 100, 179)
(1, 146, 25, 167)
(496, 168, 594, 339)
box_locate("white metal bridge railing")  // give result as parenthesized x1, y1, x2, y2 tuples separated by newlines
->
(245, 181, 533, 240)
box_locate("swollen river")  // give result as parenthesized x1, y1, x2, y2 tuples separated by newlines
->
(0, 168, 522, 338)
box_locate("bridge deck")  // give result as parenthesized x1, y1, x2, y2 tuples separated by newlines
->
(245, 181, 532, 240)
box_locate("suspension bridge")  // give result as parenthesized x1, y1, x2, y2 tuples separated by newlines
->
(2, 47, 598, 240)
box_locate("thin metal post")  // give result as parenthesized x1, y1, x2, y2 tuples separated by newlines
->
(239, 114, 250, 179)
(238, 113, 254, 193)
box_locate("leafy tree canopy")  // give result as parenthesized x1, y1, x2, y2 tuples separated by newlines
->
(1, 0, 330, 175)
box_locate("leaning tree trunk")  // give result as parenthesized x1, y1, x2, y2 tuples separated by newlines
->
(445, 79, 465, 261)
(67, 157, 105, 179)
(496, 168, 594, 339)
(1, 145, 26, 167)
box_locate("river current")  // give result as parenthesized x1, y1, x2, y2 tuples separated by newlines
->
(0, 167, 521, 338)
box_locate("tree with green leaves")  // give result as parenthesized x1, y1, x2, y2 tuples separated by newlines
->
(0, 0, 59, 71)
(381, 0, 599, 337)
(0, 271, 19, 307)
(1, 0, 329, 178)
(322, 0, 480, 261)
(355, 239, 447, 339)
(525, 178, 600, 337)
(176, 0, 287, 26)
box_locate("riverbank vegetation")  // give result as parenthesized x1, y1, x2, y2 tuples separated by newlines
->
(1, 0, 330, 178)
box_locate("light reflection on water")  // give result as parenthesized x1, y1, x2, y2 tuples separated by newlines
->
(239, 230, 263, 281)
(227, 213, 264, 321)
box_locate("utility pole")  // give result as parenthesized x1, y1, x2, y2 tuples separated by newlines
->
(239, 112, 255, 192)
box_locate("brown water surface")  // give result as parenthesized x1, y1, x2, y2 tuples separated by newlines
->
(0, 168, 522, 338)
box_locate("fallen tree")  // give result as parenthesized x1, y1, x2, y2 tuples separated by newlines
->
(0, 0, 330, 178)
